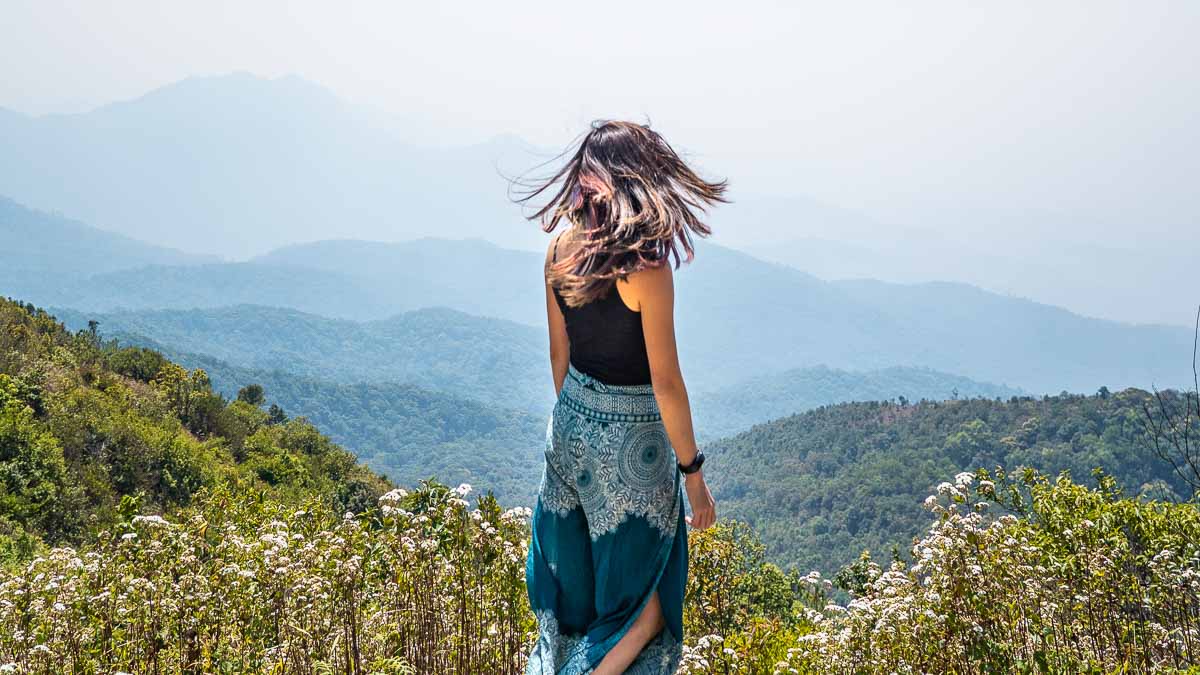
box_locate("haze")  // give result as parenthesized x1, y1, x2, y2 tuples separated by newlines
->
(2, 1, 1196, 326)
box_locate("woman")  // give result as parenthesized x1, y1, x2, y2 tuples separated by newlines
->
(517, 120, 725, 674)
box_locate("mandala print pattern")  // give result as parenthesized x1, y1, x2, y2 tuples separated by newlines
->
(540, 414, 580, 518)
(526, 609, 681, 675)
(527, 610, 590, 675)
(541, 401, 679, 541)
(526, 365, 686, 674)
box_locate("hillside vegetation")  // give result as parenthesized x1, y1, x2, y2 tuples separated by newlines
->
(0, 296, 1197, 672)
(51, 304, 551, 413)
(0, 296, 387, 557)
(707, 388, 1194, 573)
(181, 351, 547, 505)
(0, 296, 810, 673)
(20, 291, 1193, 583)
(4, 461, 1196, 672)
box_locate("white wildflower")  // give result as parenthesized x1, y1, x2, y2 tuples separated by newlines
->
(132, 514, 171, 528)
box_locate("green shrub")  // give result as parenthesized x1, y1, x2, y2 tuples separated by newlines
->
(779, 470, 1200, 674)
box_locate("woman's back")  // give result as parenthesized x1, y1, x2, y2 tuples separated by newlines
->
(520, 120, 722, 675)
(551, 233, 651, 386)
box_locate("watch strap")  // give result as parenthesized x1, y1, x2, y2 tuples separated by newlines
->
(677, 451, 705, 475)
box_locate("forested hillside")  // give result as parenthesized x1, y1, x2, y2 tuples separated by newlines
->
(28, 291, 1192, 584)
(706, 388, 1191, 574)
(691, 364, 1020, 440)
(176, 351, 546, 505)
(52, 304, 551, 412)
(0, 296, 387, 557)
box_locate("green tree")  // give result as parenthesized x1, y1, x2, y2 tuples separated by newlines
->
(267, 403, 288, 425)
(106, 346, 168, 382)
(237, 383, 265, 406)
(0, 374, 73, 539)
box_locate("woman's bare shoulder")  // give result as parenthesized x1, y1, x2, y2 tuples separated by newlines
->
(622, 263, 673, 308)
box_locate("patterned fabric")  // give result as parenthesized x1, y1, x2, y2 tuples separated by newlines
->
(526, 365, 687, 674)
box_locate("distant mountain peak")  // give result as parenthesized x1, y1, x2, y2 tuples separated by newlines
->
(0, 195, 218, 278)
(77, 71, 344, 122)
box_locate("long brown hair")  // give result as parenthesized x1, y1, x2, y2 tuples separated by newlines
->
(515, 120, 728, 307)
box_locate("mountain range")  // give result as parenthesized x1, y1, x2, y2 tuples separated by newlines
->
(64, 301, 1018, 425)
(6, 201, 1188, 394)
(4, 72, 1195, 327)
(0, 72, 544, 257)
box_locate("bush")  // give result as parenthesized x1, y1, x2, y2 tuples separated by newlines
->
(779, 470, 1200, 674)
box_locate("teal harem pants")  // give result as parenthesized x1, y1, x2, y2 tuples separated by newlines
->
(525, 365, 687, 674)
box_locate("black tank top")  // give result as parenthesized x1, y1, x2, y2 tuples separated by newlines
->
(552, 235, 652, 386)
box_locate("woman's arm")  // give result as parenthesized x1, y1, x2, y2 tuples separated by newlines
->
(545, 243, 570, 396)
(624, 264, 716, 530)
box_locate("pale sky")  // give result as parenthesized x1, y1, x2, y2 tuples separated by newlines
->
(3, 1, 1198, 323)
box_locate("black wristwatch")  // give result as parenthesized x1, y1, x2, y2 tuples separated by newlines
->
(677, 451, 705, 475)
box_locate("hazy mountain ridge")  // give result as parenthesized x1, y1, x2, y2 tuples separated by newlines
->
(739, 228, 1200, 328)
(5, 226, 1186, 394)
(254, 238, 545, 323)
(0, 73, 546, 257)
(3, 72, 1194, 327)
(0, 195, 215, 272)
(58, 263, 402, 318)
(254, 237, 1193, 393)
(0, 195, 218, 307)
(51, 303, 1022, 441)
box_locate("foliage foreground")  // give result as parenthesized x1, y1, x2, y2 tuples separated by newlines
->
(1, 297, 1198, 672)
(0, 473, 1197, 674)
(779, 471, 1200, 674)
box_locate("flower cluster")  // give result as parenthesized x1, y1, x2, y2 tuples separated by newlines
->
(779, 469, 1200, 673)
(0, 482, 534, 673)
(1, 470, 1195, 673)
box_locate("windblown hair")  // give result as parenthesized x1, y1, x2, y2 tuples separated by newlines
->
(515, 120, 728, 307)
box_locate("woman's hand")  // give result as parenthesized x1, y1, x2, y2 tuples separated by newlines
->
(684, 470, 716, 530)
